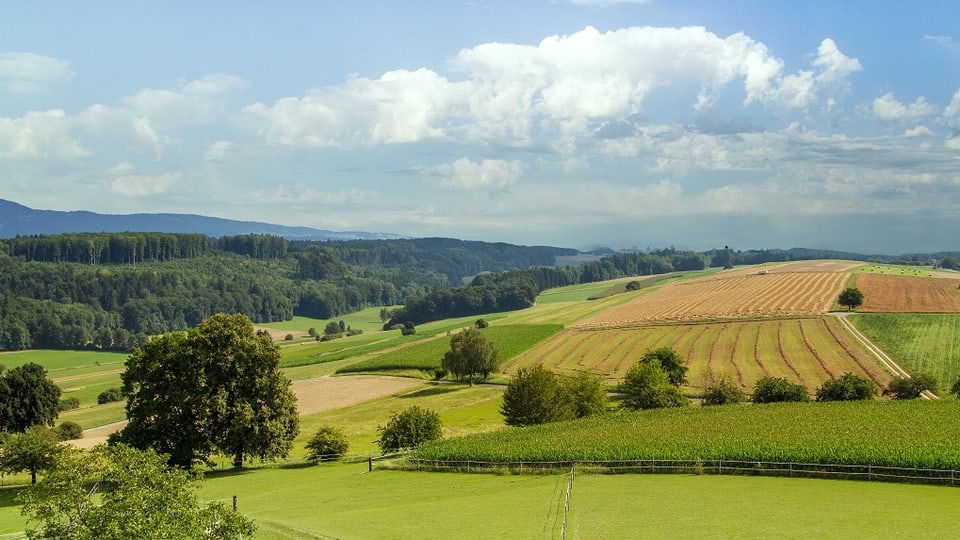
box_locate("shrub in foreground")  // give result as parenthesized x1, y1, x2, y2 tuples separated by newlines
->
(815, 373, 877, 402)
(884, 374, 937, 400)
(702, 375, 745, 406)
(377, 406, 441, 454)
(619, 362, 687, 410)
(305, 426, 349, 462)
(751, 376, 809, 403)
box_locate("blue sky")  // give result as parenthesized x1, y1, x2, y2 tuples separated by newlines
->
(2, 1, 959, 253)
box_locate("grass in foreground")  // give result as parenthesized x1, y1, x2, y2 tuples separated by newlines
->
(415, 400, 960, 469)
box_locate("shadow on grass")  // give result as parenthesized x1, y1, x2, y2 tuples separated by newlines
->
(398, 384, 466, 399)
(0, 486, 26, 509)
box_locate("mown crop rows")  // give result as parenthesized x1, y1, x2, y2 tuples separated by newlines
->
(855, 273, 960, 312)
(414, 401, 960, 470)
(574, 271, 849, 327)
(505, 317, 890, 390)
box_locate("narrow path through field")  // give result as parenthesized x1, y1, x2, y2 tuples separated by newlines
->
(831, 313, 938, 399)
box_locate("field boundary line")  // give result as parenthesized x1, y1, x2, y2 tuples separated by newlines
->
(832, 313, 938, 399)
(560, 462, 575, 540)
(394, 458, 960, 487)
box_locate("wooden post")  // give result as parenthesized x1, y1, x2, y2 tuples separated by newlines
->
(233, 495, 238, 512)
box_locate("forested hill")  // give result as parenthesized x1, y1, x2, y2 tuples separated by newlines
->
(0, 233, 575, 352)
(0, 199, 398, 241)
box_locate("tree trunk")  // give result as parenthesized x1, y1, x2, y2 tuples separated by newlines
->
(233, 447, 244, 469)
(31, 469, 37, 484)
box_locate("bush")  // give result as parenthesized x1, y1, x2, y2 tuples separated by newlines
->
(952, 378, 960, 399)
(433, 368, 448, 380)
(305, 426, 349, 462)
(346, 328, 363, 336)
(58, 397, 80, 411)
(324, 321, 341, 336)
(815, 372, 877, 402)
(639, 347, 687, 386)
(307, 328, 317, 337)
(751, 377, 809, 403)
(501, 366, 573, 426)
(97, 387, 122, 405)
(377, 406, 442, 454)
(625, 280, 642, 291)
(619, 362, 687, 410)
(320, 333, 342, 342)
(56, 421, 83, 441)
(565, 371, 608, 418)
(474, 318, 489, 329)
(702, 375, 745, 406)
(284, 334, 294, 341)
(883, 374, 937, 400)
(400, 322, 416, 336)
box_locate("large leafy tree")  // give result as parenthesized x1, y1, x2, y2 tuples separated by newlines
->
(441, 327, 500, 386)
(118, 313, 299, 468)
(639, 347, 688, 386)
(0, 363, 62, 433)
(0, 426, 63, 484)
(18, 444, 255, 539)
(838, 287, 864, 311)
(377, 406, 442, 454)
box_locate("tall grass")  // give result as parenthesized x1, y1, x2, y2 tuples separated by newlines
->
(850, 313, 960, 389)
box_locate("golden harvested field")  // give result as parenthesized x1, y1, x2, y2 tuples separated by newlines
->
(855, 273, 960, 312)
(573, 271, 849, 328)
(504, 317, 891, 392)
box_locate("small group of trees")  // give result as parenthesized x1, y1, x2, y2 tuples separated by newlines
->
(500, 367, 607, 426)
(442, 327, 499, 385)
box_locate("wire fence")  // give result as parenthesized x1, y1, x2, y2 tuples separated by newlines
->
(381, 457, 960, 487)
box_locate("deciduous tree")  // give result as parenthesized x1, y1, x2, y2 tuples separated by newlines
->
(377, 406, 442, 453)
(117, 313, 299, 468)
(442, 327, 500, 386)
(0, 363, 62, 433)
(18, 444, 255, 539)
(883, 374, 937, 399)
(639, 347, 687, 386)
(751, 376, 809, 403)
(501, 366, 574, 426)
(619, 362, 687, 410)
(815, 372, 877, 401)
(838, 287, 864, 311)
(0, 426, 63, 484)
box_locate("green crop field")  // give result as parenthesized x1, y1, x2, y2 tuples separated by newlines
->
(505, 317, 891, 392)
(849, 313, 960, 390)
(415, 400, 960, 469)
(852, 263, 943, 278)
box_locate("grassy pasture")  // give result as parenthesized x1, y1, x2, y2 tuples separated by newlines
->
(415, 400, 960, 469)
(853, 263, 944, 278)
(505, 317, 890, 392)
(0, 349, 127, 372)
(849, 313, 960, 390)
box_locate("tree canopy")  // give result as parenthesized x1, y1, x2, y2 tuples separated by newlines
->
(639, 347, 688, 386)
(0, 426, 63, 484)
(751, 376, 810, 403)
(883, 374, 937, 400)
(501, 366, 574, 426)
(17, 444, 255, 539)
(441, 327, 500, 386)
(0, 363, 62, 433)
(815, 372, 878, 402)
(619, 362, 687, 410)
(117, 313, 299, 468)
(377, 406, 442, 454)
(838, 287, 864, 311)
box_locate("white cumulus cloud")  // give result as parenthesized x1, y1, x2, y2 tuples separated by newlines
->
(420, 158, 525, 191)
(0, 52, 73, 93)
(872, 93, 936, 123)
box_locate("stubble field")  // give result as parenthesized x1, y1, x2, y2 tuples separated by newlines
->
(855, 273, 960, 312)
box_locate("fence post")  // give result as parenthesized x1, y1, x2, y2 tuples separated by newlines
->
(368, 457, 372, 472)
(232, 495, 238, 513)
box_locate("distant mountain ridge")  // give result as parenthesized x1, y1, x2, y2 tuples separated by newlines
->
(0, 199, 401, 241)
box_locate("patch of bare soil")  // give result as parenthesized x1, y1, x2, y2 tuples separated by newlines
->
(71, 376, 424, 449)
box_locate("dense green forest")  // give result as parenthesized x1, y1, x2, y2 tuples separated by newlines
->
(0, 233, 574, 351)
(3, 232, 951, 352)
